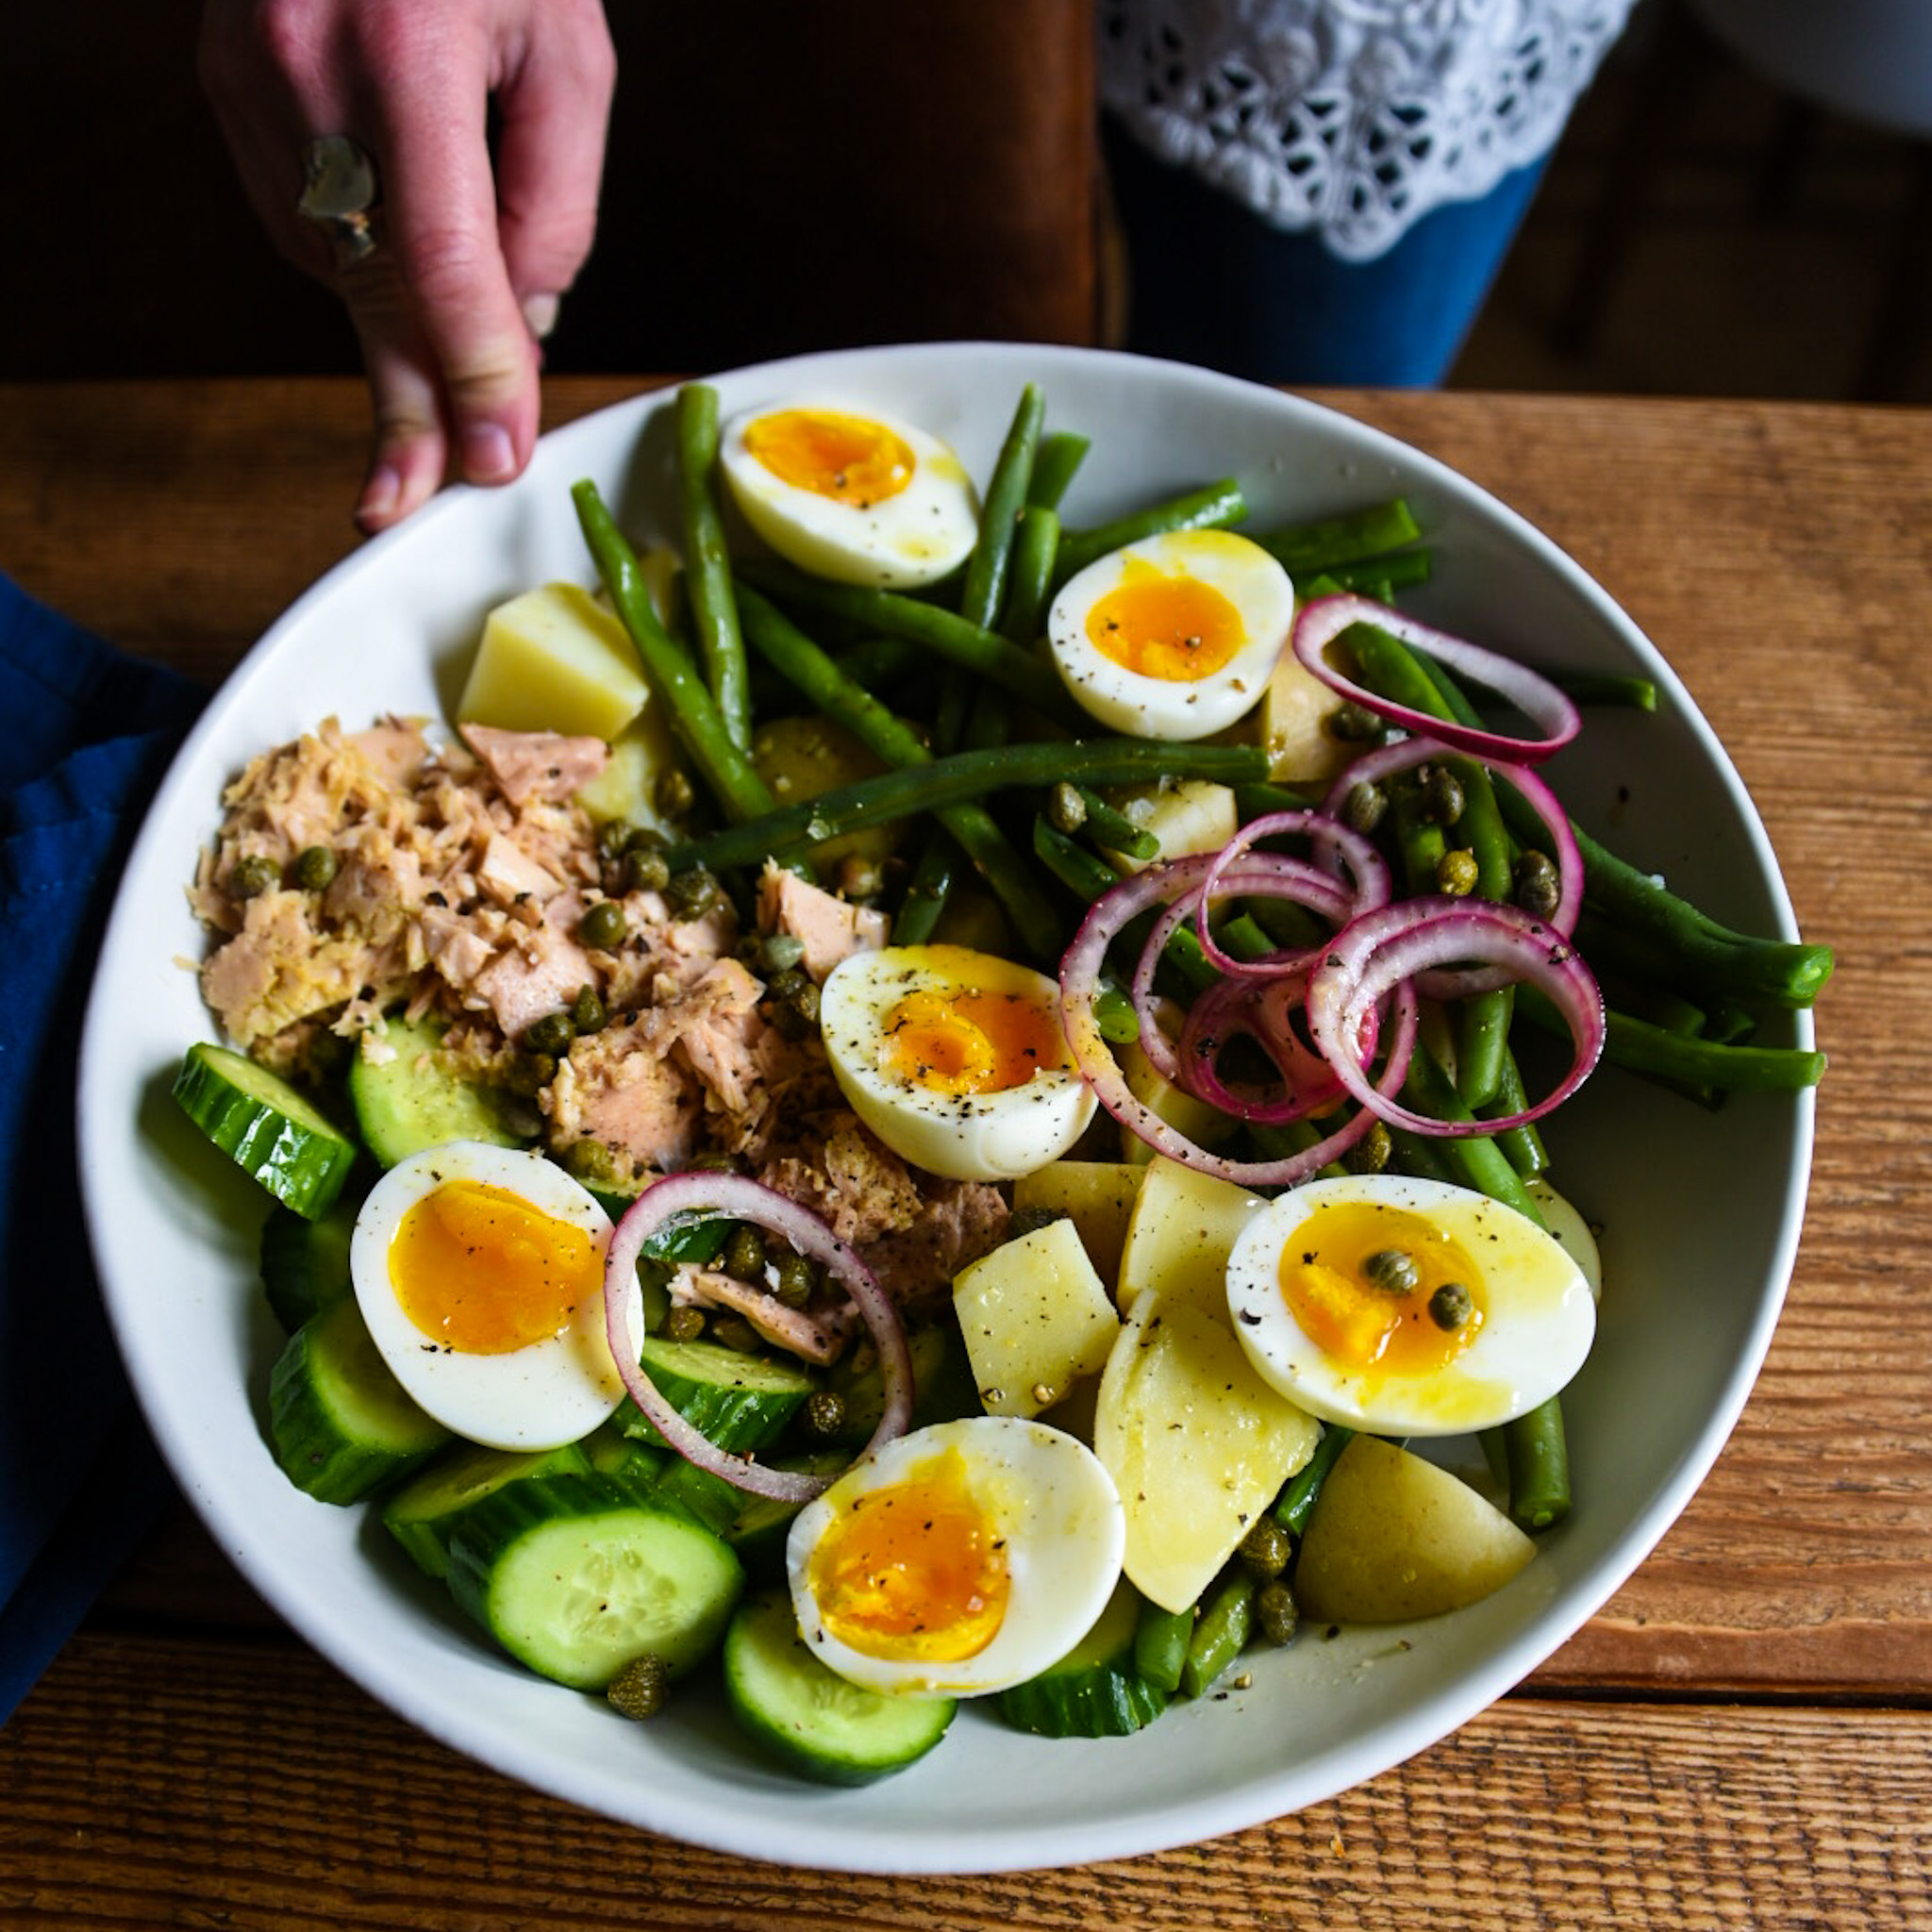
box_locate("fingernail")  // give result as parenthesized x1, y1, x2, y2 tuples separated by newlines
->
(523, 292, 561, 341)
(357, 463, 401, 527)
(462, 423, 517, 486)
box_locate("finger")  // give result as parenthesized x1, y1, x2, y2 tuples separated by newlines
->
(491, 0, 618, 339)
(335, 252, 452, 533)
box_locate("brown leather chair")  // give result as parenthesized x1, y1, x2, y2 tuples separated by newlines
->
(4, 0, 1103, 379)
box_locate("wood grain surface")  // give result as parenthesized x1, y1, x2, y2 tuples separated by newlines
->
(3, 377, 1926, 1926)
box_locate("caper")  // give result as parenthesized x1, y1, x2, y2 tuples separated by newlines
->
(1364, 1247, 1420, 1295)
(1046, 780, 1088, 835)
(594, 818, 639, 864)
(1254, 1579, 1299, 1647)
(578, 899, 627, 950)
(682, 1149, 741, 1175)
(625, 825, 669, 856)
(661, 1305, 708, 1343)
(502, 1049, 558, 1096)
(664, 865, 720, 922)
(1327, 699, 1383, 742)
(800, 1389, 847, 1441)
(723, 1224, 766, 1283)
(1514, 848, 1562, 922)
(524, 1011, 575, 1058)
(1428, 1280, 1474, 1331)
(621, 845, 672, 894)
(758, 932, 806, 974)
(560, 1137, 618, 1184)
(606, 1653, 670, 1721)
(569, 984, 608, 1035)
(835, 854, 883, 901)
(1008, 1204, 1070, 1241)
(1436, 847, 1480, 896)
(772, 1249, 818, 1308)
(229, 854, 281, 900)
(1419, 763, 1465, 826)
(1237, 1517, 1293, 1580)
(1344, 1120, 1392, 1175)
(1341, 779, 1388, 836)
(656, 768, 696, 821)
(764, 967, 821, 1041)
(710, 1313, 762, 1354)
(291, 844, 339, 891)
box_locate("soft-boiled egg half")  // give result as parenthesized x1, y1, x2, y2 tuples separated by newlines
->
(1225, 1174, 1595, 1437)
(350, 1141, 641, 1452)
(719, 399, 980, 589)
(787, 1415, 1124, 1698)
(1048, 528, 1294, 741)
(819, 944, 1098, 1183)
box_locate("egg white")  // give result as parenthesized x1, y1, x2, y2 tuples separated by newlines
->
(1224, 1174, 1596, 1438)
(719, 397, 979, 590)
(1047, 528, 1294, 741)
(818, 945, 1098, 1183)
(786, 1415, 1125, 1698)
(350, 1141, 640, 1452)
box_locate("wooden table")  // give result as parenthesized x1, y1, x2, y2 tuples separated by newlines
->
(3, 378, 1927, 1928)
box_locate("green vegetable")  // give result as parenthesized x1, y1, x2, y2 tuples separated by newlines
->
(1497, 1398, 1572, 1532)
(958, 383, 1044, 633)
(617, 1334, 814, 1456)
(1180, 1570, 1255, 1698)
(347, 1013, 527, 1170)
(675, 382, 753, 749)
(172, 1041, 358, 1220)
(1053, 477, 1249, 590)
(1274, 1424, 1356, 1539)
(380, 1439, 593, 1578)
(998, 1579, 1169, 1739)
(1253, 498, 1422, 576)
(1026, 429, 1090, 510)
(258, 1192, 359, 1333)
(1133, 1598, 1194, 1696)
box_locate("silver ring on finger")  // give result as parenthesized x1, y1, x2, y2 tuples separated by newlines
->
(297, 134, 382, 273)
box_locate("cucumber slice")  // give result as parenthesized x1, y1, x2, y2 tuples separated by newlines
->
(724, 1589, 956, 1786)
(724, 1450, 850, 1579)
(618, 1335, 812, 1455)
(172, 1041, 358, 1220)
(997, 1578, 1170, 1740)
(445, 1472, 743, 1690)
(380, 1439, 592, 1578)
(824, 1321, 979, 1448)
(643, 1455, 749, 1540)
(347, 1013, 527, 1169)
(269, 1294, 449, 1504)
(258, 1191, 362, 1332)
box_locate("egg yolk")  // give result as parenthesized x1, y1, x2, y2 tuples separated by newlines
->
(881, 982, 1073, 1095)
(1278, 1201, 1485, 1375)
(744, 408, 914, 508)
(807, 1447, 1011, 1663)
(391, 1179, 603, 1355)
(1087, 558, 1244, 682)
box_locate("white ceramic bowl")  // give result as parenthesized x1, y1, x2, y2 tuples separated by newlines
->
(77, 343, 1815, 1874)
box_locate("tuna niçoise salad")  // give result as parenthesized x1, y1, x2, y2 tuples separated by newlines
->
(172, 382, 1831, 1785)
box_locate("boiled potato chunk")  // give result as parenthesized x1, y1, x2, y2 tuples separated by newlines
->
(1116, 1040, 1236, 1169)
(569, 713, 687, 835)
(1294, 1435, 1537, 1624)
(1095, 1291, 1319, 1613)
(953, 1217, 1120, 1419)
(1100, 778, 1240, 873)
(458, 581, 653, 741)
(1257, 648, 1355, 788)
(1114, 1156, 1266, 1318)
(1009, 1160, 1143, 1293)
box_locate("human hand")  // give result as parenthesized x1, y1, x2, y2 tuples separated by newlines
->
(199, 0, 616, 532)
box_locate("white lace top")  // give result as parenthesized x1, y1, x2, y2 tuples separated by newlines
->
(1099, 0, 1638, 259)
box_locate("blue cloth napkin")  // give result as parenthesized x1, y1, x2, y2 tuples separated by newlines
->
(0, 574, 206, 1721)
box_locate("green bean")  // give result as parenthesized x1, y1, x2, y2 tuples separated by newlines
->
(1477, 1049, 1549, 1177)
(1326, 548, 1432, 595)
(1401, 1043, 1548, 1227)
(1547, 671, 1657, 710)
(1516, 984, 1827, 1094)
(1273, 1424, 1355, 1539)
(1254, 498, 1422, 576)
(1074, 786, 1159, 860)
(1496, 1398, 1572, 1532)
(736, 557, 1080, 727)
(1093, 984, 1141, 1045)
(959, 383, 1044, 632)
(1180, 1571, 1256, 1697)
(828, 636, 924, 691)
(572, 479, 778, 827)
(1457, 983, 1514, 1111)
(891, 842, 956, 944)
(736, 585, 924, 767)
(1027, 430, 1090, 511)
(1031, 819, 1220, 993)
(1133, 1598, 1193, 1695)
(1385, 1123, 1461, 1187)
(1052, 477, 1249, 591)
(1000, 504, 1059, 646)
(675, 383, 753, 748)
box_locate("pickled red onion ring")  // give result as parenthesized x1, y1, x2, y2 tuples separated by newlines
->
(603, 1172, 913, 1502)
(1293, 593, 1580, 764)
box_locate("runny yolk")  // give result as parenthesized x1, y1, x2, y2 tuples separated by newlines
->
(1279, 1201, 1485, 1376)
(1086, 558, 1245, 682)
(881, 983, 1072, 1096)
(391, 1178, 602, 1355)
(744, 408, 915, 508)
(808, 1448, 1011, 1663)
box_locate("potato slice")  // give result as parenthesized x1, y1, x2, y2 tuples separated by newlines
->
(1010, 1160, 1143, 1293)
(1258, 648, 1355, 788)
(1099, 778, 1240, 873)
(952, 1217, 1120, 1419)
(458, 581, 650, 741)
(1094, 1291, 1319, 1613)
(1114, 1156, 1266, 1318)
(1294, 1435, 1537, 1624)
(1115, 1041, 1237, 1169)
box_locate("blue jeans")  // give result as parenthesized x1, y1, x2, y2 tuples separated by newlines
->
(1103, 116, 1549, 387)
